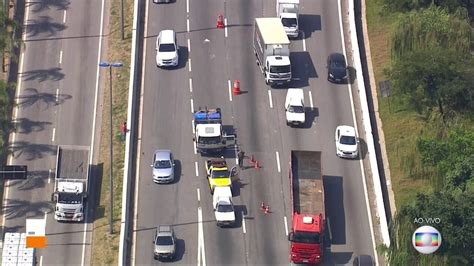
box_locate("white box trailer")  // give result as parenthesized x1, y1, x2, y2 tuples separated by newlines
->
(254, 18, 292, 86)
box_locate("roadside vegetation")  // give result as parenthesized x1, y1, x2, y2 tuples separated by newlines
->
(90, 1, 134, 265)
(366, 0, 473, 264)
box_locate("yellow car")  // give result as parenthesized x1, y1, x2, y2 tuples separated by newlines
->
(205, 158, 235, 194)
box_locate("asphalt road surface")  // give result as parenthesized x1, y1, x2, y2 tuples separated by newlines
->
(2, 0, 105, 265)
(133, 0, 376, 265)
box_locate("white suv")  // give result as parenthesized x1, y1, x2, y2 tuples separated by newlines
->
(335, 125, 359, 159)
(156, 30, 179, 67)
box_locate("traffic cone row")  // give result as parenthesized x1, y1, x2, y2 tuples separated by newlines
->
(232, 80, 241, 95)
(260, 202, 271, 214)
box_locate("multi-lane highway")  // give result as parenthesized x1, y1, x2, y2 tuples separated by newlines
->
(2, 0, 106, 264)
(133, 0, 376, 265)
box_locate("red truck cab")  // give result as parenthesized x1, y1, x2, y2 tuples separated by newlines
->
(289, 213, 324, 264)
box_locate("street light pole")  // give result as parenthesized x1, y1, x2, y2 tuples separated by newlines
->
(99, 61, 123, 235)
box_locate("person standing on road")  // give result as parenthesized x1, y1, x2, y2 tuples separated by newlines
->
(238, 150, 245, 169)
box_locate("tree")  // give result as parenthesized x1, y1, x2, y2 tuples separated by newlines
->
(384, 0, 473, 14)
(0, 9, 20, 58)
(388, 48, 474, 116)
(382, 192, 474, 265)
(391, 6, 471, 60)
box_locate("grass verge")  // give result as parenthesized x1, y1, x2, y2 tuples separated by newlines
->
(90, 0, 134, 265)
(365, 0, 435, 209)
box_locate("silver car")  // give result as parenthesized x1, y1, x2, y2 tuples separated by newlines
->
(151, 150, 175, 183)
(153, 225, 176, 260)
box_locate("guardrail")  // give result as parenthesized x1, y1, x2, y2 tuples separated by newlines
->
(348, 0, 391, 248)
(118, 0, 142, 264)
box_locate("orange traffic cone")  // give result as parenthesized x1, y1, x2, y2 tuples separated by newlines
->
(216, 15, 224, 29)
(264, 205, 270, 214)
(250, 155, 255, 164)
(260, 202, 265, 211)
(232, 80, 241, 95)
(254, 160, 259, 170)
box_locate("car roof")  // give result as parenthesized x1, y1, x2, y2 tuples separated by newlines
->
(158, 29, 175, 44)
(154, 150, 172, 161)
(337, 125, 356, 136)
(329, 53, 345, 62)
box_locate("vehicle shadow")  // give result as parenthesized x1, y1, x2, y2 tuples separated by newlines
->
(347, 66, 357, 85)
(173, 238, 186, 261)
(323, 175, 346, 245)
(297, 107, 319, 129)
(290, 51, 318, 88)
(230, 205, 248, 229)
(172, 160, 182, 184)
(299, 14, 322, 39)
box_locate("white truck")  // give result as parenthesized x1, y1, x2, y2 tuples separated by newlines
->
(193, 107, 235, 155)
(285, 88, 306, 126)
(254, 17, 292, 86)
(277, 0, 300, 38)
(52, 145, 89, 222)
(213, 186, 236, 227)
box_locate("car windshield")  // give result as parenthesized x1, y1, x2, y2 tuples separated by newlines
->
(159, 43, 176, 52)
(156, 236, 173, 246)
(217, 204, 234, 212)
(281, 18, 297, 27)
(291, 231, 321, 244)
(58, 193, 82, 204)
(340, 135, 356, 145)
(212, 170, 228, 178)
(198, 136, 221, 144)
(288, 105, 304, 113)
(154, 160, 171, 169)
(270, 65, 291, 73)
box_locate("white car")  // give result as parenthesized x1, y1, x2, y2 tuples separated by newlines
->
(335, 125, 358, 159)
(285, 88, 305, 126)
(156, 30, 179, 67)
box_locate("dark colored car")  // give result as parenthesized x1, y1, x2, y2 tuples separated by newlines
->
(327, 53, 348, 83)
(353, 255, 374, 266)
(153, 0, 172, 3)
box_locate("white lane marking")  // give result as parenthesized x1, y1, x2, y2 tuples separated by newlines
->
(268, 90, 273, 109)
(275, 151, 281, 173)
(197, 207, 202, 266)
(302, 31, 306, 52)
(186, 0, 189, 13)
(85, 0, 107, 263)
(59, 50, 63, 65)
(187, 19, 190, 33)
(194, 141, 197, 155)
(284, 216, 288, 236)
(198, 207, 206, 266)
(63, 10, 67, 23)
(39, 256, 43, 266)
(228, 80, 232, 102)
(195, 161, 199, 177)
(224, 18, 228, 37)
(189, 78, 193, 92)
(337, 0, 378, 264)
(188, 58, 192, 72)
(187, 39, 191, 53)
(192, 120, 195, 133)
(197, 188, 200, 202)
(309, 90, 314, 109)
(51, 127, 56, 142)
(242, 211, 246, 234)
(48, 169, 52, 184)
(190, 99, 194, 113)
(44, 211, 47, 220)
(56, 88, 59, 102)
(327, 217, 333, 240)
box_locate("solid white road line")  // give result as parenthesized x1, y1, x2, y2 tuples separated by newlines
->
(187, 39, 191, 53)
(199, 207, 206, 266)
(228, 80, 232, 102)
(187, 19, 190, 33)
(189, 78, 193, 92)
(309, 91, 314, 109)
(59, 50, 63, 65)
(284, 216, 288, 236)
(197, 207, 202, 266)
(51, 128, 56, 142)
(56, 88, 59, 102)
(39, 256, 43, 266)
(188, 58, 192, 72)
(63, 10, 67, 23)
(192, 120, 195, 133)
(195, 161, 199, 177)
(194, 141, 197, 155)
(302, 31, 306, 52)
(337, 0, 378, 264)
(186, 0, 189, 13)
(268, 90, 273, 109)
(190, 99, 194, 113)
(48, 169, 52, 184)
(224, 18, 228, 37)
(276, 151, 281, 173)
(242, 211, 246, 234)
(84, 0, 107, 263)
(197, 188, 200, 202)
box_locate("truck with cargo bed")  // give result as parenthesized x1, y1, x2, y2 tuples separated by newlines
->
(288, 150, 325, 264)
(253, 17, 292, 86)
(52, 145, 90, 222)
